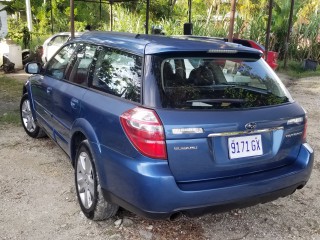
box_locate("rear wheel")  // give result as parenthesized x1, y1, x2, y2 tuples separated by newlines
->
(20, 93, 46, 138)
(75, 140, 118, 220)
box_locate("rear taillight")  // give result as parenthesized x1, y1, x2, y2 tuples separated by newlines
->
(120, 107, 167, 159)
(302, 118, 308, 143)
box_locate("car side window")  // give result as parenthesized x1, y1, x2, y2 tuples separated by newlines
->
(91, 46, 142, 102)
(45, 43, 77, 80)
(67, 44, 97, 85)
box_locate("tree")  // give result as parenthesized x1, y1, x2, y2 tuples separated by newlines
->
(271, 0, 302, 58)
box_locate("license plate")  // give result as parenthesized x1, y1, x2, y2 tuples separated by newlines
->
(228, 135, 263, 159)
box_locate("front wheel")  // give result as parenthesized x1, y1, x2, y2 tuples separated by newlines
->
(75, 140, 119, 220)
(20, 93, 46, 138)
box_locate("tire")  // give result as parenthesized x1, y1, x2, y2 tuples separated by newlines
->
(75, 140, 119, 220)
(20, 93, 46, 138)
(22, 50, 30, 60)
(22, 51, 31, 65)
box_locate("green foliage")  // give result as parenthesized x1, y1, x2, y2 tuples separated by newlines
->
(292, 12, 320, 61)
(193, 20, 228, 37)
(6, 18, 49, 50)
(0, 0, 24, 14)
(148, 0, 172, 19)
(113, 6, 144, 33)
(156, 18, 184, 35)
(34, 3, 52, 35)
(6, 18, 26, 46)
(2, 0, 319, 65)
(247, 12, 266, 43)
(271, 0, 303, 58)
(224, 86, 286, 107)
(74, 2, 109, 31)
(277, 60, 320, 79)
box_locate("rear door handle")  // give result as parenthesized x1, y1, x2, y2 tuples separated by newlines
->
(70, 98, 79, 109)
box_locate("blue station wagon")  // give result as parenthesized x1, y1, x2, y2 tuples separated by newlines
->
(20, 31, 313, 220)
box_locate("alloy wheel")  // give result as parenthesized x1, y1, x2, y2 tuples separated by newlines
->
(21, 99, 36, 133)
(76, 152, 95, 209)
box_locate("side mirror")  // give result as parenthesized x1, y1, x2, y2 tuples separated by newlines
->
(25, 62, 41, 74)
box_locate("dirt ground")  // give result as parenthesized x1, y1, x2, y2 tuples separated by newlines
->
(1, 72, 320, 240)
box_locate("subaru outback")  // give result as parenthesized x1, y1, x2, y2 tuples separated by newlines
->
(20, 31, 313, 220)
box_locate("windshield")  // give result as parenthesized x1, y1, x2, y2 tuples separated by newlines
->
(155, 56, 292, 109)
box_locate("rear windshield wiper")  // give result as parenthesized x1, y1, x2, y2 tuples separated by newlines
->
(187, 98, 247, 103)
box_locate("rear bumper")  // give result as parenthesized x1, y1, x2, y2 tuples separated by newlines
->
(98, 143, 313, 219)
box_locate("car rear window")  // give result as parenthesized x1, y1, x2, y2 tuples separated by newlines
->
(156, 56, 292, 110)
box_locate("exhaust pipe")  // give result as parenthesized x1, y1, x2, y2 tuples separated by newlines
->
(297, 182, 306, 190)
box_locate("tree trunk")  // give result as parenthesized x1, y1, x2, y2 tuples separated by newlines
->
(228, 0, 237, 42)
(206, 4, 213, 26)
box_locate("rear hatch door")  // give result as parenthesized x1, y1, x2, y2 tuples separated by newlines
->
(156, 104, 305, 183)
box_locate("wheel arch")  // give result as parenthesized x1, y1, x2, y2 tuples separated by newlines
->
(22, 85, 28, 95)
(22, 81, 38, 122)
(70, 118, 101, 166)
(22, 80, 31, 95)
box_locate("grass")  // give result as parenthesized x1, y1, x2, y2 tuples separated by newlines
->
(0, 111, 21, 125)
(0, 76, 23, 100)
(277, 60, 320, 79)
(0, 76, 24, 126)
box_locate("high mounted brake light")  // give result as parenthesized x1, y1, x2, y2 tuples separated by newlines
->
(207, 49, 238, 54)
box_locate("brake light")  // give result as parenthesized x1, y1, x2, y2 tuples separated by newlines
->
(302, 118, 307, 143)
(120, 107, 167, 159)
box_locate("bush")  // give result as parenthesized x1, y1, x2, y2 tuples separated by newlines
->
(277, 60, 320, 79)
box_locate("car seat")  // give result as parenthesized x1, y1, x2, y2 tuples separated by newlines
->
(189, 65, 215, 86)
(163, 62, 175, 87)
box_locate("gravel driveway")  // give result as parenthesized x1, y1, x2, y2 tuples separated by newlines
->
(0, 74, 319, 240)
